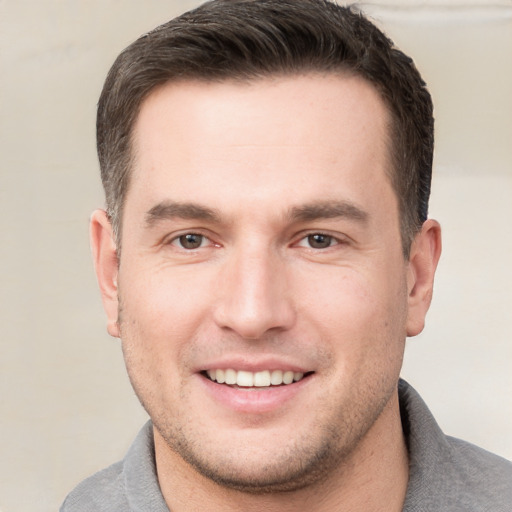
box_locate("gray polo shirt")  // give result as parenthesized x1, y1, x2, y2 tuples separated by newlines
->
(60, 380, 512, 511)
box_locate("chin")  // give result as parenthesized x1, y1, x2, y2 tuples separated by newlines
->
(155, 417, 362, 494)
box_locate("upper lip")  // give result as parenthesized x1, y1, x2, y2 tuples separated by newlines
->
(195, 356, 313, 374)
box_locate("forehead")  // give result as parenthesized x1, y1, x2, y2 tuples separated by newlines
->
(128, 73, 394, 220)
(133, 73, 390, 147)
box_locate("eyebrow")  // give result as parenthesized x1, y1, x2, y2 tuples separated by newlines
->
(145, 201, 221, 226)
(288, 200, 369, 223)
(145, 199, 368, 228)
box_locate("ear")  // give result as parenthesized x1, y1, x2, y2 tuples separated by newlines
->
(90, 209, 120, 338)
(406, 219, 442, 337)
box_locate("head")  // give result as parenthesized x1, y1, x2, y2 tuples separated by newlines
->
(97, 0, 434, 257)
(91, 0, 441, 500)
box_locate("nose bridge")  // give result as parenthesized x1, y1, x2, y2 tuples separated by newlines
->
(213, 240, 295, 339)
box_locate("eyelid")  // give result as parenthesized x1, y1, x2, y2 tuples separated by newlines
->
(171, 234, 208, 249)
(293, 230, 349, 249)
(163, 230, 219, 249)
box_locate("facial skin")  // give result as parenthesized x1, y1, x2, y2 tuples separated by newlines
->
(91, 74, 441, 511)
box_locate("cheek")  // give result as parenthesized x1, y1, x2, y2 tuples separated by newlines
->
(297, 264, 404, 324)
(116, 273, 200, 394)
(119, 264, 213, 336)
(295, 264, 408, 362)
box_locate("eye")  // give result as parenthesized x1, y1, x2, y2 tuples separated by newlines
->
(297, 233, 338, 249)
(171, 233, 209, 250)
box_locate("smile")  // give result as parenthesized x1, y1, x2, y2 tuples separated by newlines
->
(205, 369, 309, 387)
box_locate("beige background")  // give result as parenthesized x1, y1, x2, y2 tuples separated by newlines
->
(1, 1, 511, 511)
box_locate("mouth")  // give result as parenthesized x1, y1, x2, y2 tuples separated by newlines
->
(202, 369, 314, 388)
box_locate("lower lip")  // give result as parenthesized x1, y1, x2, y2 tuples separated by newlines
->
(198, 373, 312, 414)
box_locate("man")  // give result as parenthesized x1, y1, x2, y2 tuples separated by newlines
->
(61, 0, 511, 510)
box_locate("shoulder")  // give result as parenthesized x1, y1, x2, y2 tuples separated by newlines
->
(59, 461, 128, 512)
(399, 379, 512, 511)
(60, 421, 168, 512)
(444, 435, 512, 504)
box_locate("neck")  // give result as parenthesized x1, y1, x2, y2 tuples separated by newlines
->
(155, 391, 409, 512)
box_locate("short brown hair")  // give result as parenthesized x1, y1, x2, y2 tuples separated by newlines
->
(97, 0, 434, 256)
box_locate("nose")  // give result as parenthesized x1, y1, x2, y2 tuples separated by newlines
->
(213, 245, 296, 339)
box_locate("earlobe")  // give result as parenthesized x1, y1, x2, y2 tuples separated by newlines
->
(90, 209, 120, 338)
(406, 219, 442, 337)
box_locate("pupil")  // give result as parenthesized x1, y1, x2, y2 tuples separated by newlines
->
(180, 234, 202, 249)
(308, 234, 331, 248)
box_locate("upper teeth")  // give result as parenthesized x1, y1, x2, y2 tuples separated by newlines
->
(206, 369, 305, 387)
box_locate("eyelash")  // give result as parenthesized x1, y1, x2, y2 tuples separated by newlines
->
(168, 232, 213, 250)
(295, 232, 343, 250)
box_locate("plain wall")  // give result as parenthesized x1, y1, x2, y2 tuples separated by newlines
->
(0, 1, 510, 511)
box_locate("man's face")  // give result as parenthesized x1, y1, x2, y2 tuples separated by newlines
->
(110, 74, 415, 490)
